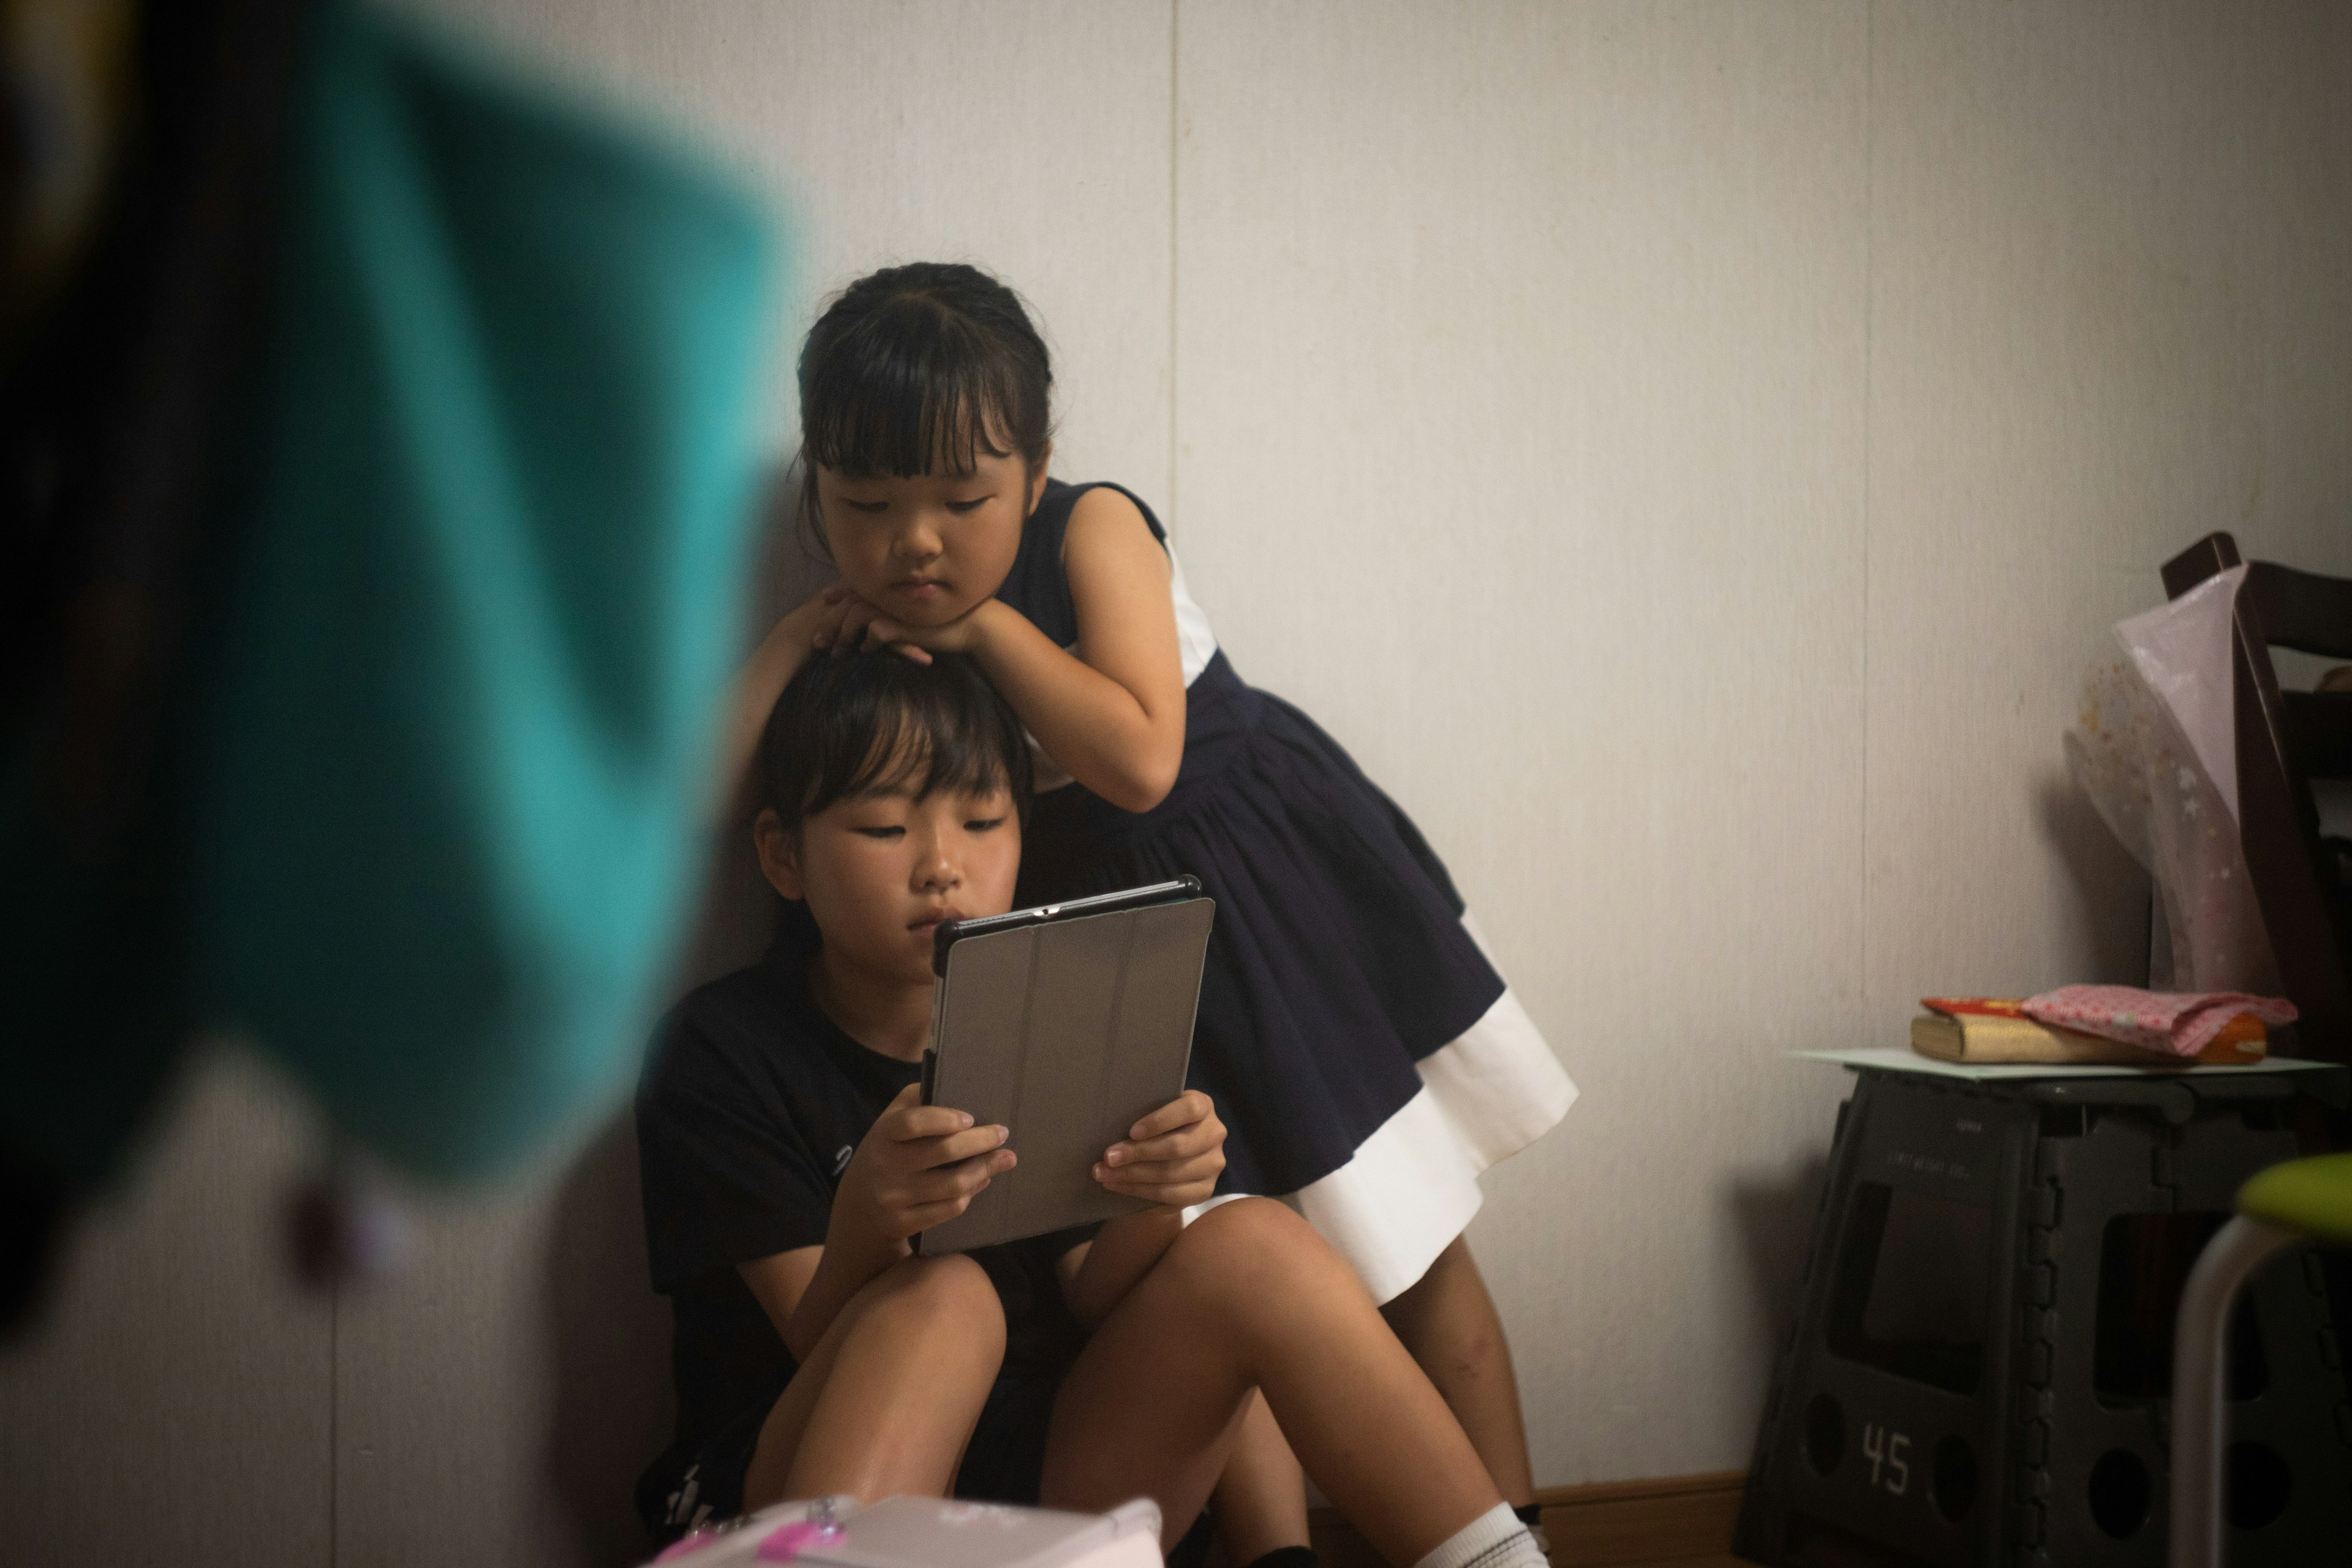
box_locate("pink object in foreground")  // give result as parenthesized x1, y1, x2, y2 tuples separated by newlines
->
(653, 1506, 848, 1564)
(756, 1523, 846, 1562)
(2022, 985, 2297, 1057)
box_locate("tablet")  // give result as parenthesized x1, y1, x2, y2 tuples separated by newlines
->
(914, 879, 1215, 1255)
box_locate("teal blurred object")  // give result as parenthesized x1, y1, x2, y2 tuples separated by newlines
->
(194, 1, 780, 1179)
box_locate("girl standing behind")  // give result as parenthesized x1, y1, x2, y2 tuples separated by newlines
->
(734, 263, 1576, 1524)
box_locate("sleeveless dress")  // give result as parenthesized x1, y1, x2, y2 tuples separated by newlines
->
(1000, 481, 1577, 1303)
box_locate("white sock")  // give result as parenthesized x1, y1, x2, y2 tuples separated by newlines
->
(1413, 1502, 1547, 1568)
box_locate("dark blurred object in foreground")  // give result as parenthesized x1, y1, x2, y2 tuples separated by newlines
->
(2, 0, 781, 1333)
(2, 0, 314, 1335)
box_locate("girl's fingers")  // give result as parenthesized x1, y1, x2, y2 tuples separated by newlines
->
(1141, 1153, 1224, 1187)
(925, 1125, 1012, 1167)
(1103, 1109, 1220, 1166)
(914, 1149, 1016, 1205)
(830, 606, 880, 657)
(1093, 1150, 1222, 1193)
(1127, 1091, 1215, 1142)
(809, 597, 938, 666)
(1102, 1126, 1206, 1166)
(886, 1101, 976, 1140)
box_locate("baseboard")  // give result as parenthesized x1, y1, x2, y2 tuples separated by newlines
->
(1308, 1471, 1747, 1568)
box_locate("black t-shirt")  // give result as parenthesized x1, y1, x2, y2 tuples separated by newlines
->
(636, 930, 1098, 1449)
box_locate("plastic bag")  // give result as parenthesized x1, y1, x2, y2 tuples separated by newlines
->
(2065, 565, 2280, 993)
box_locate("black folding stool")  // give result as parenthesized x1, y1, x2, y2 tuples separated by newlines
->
(1733, 1058, 2351, 1567)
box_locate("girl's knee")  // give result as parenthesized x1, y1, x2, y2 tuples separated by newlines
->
(1189, 1196, 1316, 1251)
(1166, 1197, 1339, 1297)
(899, 1251, 1000, 1303)
(865, 1253, 1006, 1362)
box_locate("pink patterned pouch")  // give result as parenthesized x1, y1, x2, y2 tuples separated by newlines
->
(2021, 984, 2297, 1057)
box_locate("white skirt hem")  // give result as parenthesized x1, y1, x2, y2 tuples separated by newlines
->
(1186, 973, 1576, 1305)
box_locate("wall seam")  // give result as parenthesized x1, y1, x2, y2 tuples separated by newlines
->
(1168, 0, 1180, 529)
(1859, 0, 1875, 1020)
(329, 1279, 339, 1567)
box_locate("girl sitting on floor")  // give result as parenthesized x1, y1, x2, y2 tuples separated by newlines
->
(635, 649, 1545, 1568)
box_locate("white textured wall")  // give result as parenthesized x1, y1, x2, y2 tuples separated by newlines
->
(7, 4, 2351, 1564)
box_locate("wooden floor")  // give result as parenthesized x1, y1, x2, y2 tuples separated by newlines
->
(1309, 1471, 1749, 1568)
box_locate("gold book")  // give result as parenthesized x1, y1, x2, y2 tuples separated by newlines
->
(1910, 1005, 2266, 1066)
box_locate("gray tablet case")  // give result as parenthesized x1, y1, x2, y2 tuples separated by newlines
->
(915, 891, 1215, 1255)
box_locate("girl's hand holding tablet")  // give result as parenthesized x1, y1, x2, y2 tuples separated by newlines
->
(828, 1084, 1016, 1250)
(1092, 1089, 1226, 1210)
(1058, 1090, 1231, 1330)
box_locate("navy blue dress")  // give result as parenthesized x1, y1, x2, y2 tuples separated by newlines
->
(998, 482, 1575, 1300)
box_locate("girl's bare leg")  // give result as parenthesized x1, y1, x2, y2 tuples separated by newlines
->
(1041, 1199, 1500, 1564)
(1211, 1392, 1311, 1564)
(742, 1254, 1005, 1510)
(1381, 1237, 1535, 1506)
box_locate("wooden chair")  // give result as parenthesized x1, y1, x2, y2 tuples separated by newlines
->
(2162, 533, 2352, 1066)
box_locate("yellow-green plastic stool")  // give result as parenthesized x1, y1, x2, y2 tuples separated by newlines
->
(2169, 1153, 2352, 1567)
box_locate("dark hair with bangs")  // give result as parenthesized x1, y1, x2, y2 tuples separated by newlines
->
(795, 262, 1054, 552)
(758, 649, 1033, 836)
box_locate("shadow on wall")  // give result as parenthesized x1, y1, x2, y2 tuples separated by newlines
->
(2035, 771, 2150, 987)
(1729, 1151, 1831, 1390)
(674, 461, 824, 997)
(543, 1110, 673, 1568)
(532, 472, 818, 1564)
